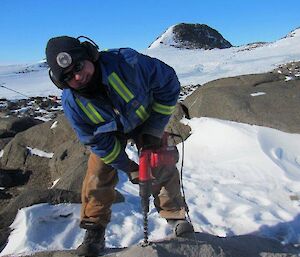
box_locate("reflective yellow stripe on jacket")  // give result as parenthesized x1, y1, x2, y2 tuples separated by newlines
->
(75, 98, 105, 124)
(135, 105, 149, 121)
(108, 72, 134, 103)
(101, 138, 121, 164)
(152, 102, 176, 115)
(108, 72, 149, 122)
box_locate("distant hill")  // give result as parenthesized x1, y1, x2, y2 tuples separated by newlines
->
(149, 23, 232, 50)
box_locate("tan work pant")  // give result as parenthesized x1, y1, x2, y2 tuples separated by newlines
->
(80, 152, 186, 228)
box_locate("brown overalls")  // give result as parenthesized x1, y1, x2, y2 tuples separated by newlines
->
(80, 137, 186, 229)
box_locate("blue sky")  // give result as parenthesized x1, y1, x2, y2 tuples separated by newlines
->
(1, 0, 299, 63)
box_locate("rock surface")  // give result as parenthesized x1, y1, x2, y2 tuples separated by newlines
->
(173, 23, 232, 50)
(0, 117, 42, 136)
(182, 64, 300, 134)
(22, 233, 299, 257)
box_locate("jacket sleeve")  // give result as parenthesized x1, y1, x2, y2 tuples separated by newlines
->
(61, 93, 132, 172)
(122, 49, 180, 138)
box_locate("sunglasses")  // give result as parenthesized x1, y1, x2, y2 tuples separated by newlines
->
(61, 61, 84, 82)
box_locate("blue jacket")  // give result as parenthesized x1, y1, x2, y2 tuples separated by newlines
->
(62, 48, 180, 172)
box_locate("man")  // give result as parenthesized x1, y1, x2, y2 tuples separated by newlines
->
(45, 36, 194, 256)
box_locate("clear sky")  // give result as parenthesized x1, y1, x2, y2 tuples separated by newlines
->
(1, 0, 299, 64)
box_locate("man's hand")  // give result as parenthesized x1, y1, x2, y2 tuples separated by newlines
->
(126, 134, 162, 184)
(141, 134, 162, 149)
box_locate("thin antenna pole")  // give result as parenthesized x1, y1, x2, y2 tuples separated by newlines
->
(0, 83, 30, 98)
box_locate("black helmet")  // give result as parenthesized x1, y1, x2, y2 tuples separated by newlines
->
(45, 36, 90, 82)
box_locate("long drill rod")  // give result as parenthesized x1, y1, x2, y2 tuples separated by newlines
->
(139, 180, 151, 246)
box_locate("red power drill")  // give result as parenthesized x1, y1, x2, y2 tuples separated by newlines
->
(139, 132, 179, 245)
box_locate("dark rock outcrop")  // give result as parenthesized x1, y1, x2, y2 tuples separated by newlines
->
(0, 96, 62, 121)
(0, 169, 30, 187)
(0, 117, 42, 138)
(0, 114, 126, 252)
(150, 23, 232, 50)
(173, 23, 232, 50)
(1, 114, 77, 171)
(182, 67, 300, 134)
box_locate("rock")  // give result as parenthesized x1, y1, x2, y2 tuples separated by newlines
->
(0, 190, 12, 200)
(0, 113, 125, 220)
(182, 72, 300, 133)
(179, 84, 200, 102)
(21, 233, 300, 257)
(48, 139, 89, 193)
(0, 117, 42, 138)
(1, 142, 28, 169)
(166, 103, 191, 144)
(0, 114, 126, 252)
(0, 96, 63, 120)
(1, 114, 76, 170)
(0, 227, 10, 253)
(0, 129, 15, 138)
(149, 23, 232, 50)
(0, 114, 88, 252)
(0, 137, 13, 151)
(0, 169, 30, 187)
(1, 144, 51, 191)
(172, 23, 232, 50)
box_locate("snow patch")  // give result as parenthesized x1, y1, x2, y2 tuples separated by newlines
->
(2, 118, 300, 256)
(35, 116, 53, 122)
(0, 203, 82, 256)
(50, 179, 60, 189)
(26, 147, 54, 158)
(50, 121, 58, 129)
(148, 26, 176, 49)
(251, 92, 266, 97)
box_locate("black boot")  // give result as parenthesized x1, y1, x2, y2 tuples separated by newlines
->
(76, 226, 105, 256)
(167, 219, 195, 238)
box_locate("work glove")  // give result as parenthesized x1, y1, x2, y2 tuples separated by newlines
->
(126, 160, 139, 184)
(141, 134, 162, 149)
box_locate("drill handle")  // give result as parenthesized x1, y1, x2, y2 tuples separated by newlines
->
(139, 149, 153, 182)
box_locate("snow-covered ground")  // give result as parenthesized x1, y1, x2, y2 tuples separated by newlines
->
(0, 27, 300, 256)
(146, 28, 300, 86)
(0, 62, 60, 100)
(1, 118, 300, 256)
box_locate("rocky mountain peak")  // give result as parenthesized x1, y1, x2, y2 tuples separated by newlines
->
(283, 27, 300, 39)
(149, 23, 232, 50)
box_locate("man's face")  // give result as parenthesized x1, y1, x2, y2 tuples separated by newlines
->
(62, 60, 95, 90)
